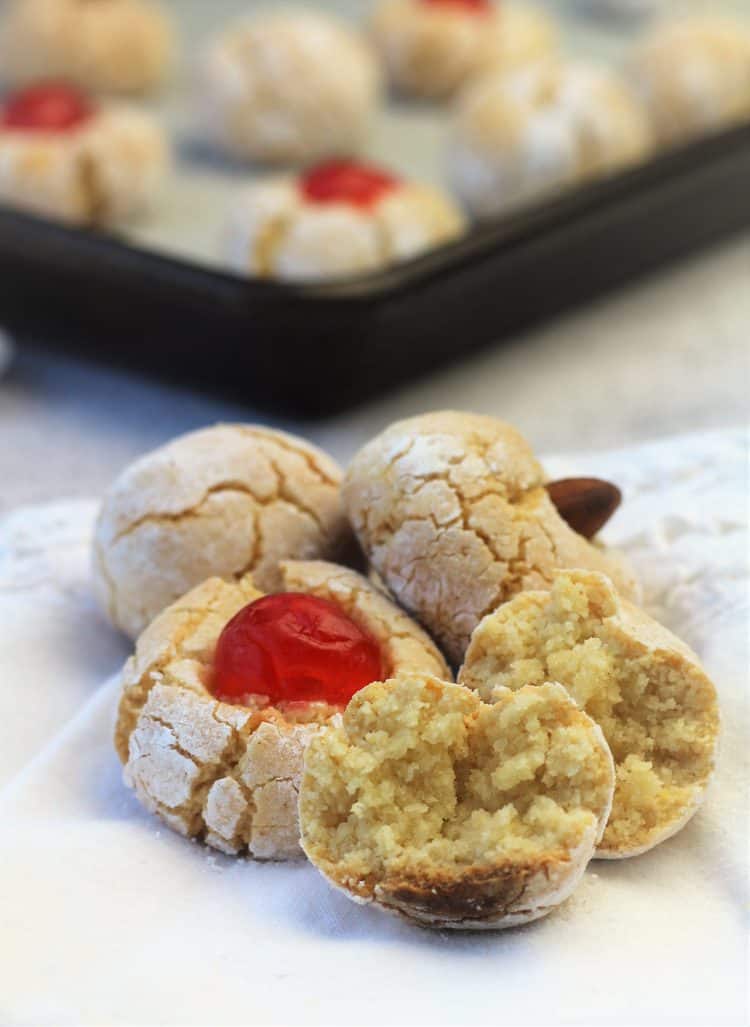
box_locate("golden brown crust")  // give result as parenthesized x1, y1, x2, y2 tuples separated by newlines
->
(342, 411, 638, 664)
(300, 675, 614, 928)
(93, 424, 354, 639)
(459, 570, 720, 857)
(116, 565, 449, 859)
(374, 856, 566, 927)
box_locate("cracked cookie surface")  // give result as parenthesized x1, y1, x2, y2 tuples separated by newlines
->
(299, 675, 614, 928)
(116, 561, 450, 859)
(459, 570, 720, 857)
(343, 411, 638, 665)
(93, 424, 354, 639)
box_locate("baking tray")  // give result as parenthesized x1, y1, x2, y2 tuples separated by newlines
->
(1, 0, 749, 417)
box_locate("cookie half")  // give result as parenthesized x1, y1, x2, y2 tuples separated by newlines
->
(459, 570, 720, 856)
(300, 675, 614, 928)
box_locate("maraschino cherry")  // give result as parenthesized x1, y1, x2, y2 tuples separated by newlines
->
(300, 160, 400, 210)
(212, 593, 385, 706)
(1, 82, 95, 133)
(422, 0, 492, 12)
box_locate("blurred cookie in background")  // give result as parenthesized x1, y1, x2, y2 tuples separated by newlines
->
(572, 0, 662, 21)
(195, 10, 381, 166)
(0, 0, 175, 95)
(448, 60, 652, 217)
(370, 0, 557, 100)
(0, 82, 168, 225)
(625, 16, 750, 148)
(224, 159, 465, 280)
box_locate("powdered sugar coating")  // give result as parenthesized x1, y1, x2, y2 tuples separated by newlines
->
(448, 60, 652, 217)
(343, 411, 638, 664)
(0, 104, 167, 225)
(93, 425, 353, 639)
(116, 561, 451, 858)
(224, 176, 465, 280)
(196, 11, 380, 165)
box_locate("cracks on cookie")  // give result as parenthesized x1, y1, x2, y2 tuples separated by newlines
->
(108, 480, 270, 545)
(237, 427, 339, 487)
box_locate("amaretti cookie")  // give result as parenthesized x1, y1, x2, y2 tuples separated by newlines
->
(625, 17, 750, 147)
(300, 675, 614, 928)
(459, 570, 720, 857)
(115, 562, 450, 859)
(0, 0, 174, 94)
(342, 411, 638, 664)
(0, 82, 167, 225)
(196, 11, 380, 165)
(224, 159, 465, 281)
(370, 1, 557, 100)
(448, 60, 652, 217)
(93, 425, 354, 639)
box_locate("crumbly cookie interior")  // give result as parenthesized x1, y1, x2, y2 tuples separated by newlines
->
(301, 677, 613, 894)
(459, 573, 719, 854)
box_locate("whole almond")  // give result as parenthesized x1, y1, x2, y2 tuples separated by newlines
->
(546, 478, 622, 539)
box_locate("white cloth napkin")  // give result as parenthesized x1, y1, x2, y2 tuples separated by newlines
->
(0, 429, 747, 1027)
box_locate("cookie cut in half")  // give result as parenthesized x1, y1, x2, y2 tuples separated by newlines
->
(115, 561, 450, 860)
(459, 570, 720, 857)
(299, 675, 614, 929)
(343, 411, 638, 664)
(93, 425, 354, 639)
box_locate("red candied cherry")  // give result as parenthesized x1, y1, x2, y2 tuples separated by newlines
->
(212, 593, 385, 706)
(421, 0, 492, 12)
(300, 160, 400, 210)
(1, 82, 96, 133)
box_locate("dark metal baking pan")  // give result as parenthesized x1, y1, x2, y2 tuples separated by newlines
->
(1, 120, 749, 418)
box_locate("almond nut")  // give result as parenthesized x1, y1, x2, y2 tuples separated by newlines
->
(546, 477, 622, 539)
